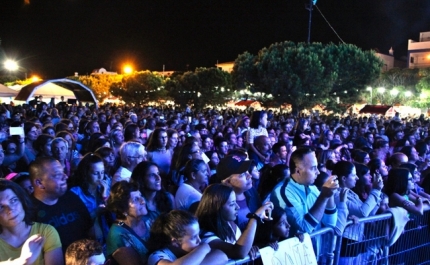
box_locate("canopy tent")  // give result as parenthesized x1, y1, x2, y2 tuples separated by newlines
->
(0, 84, 19, 97)
(235, 100, 258, 106)
(15, 79, 98, 106)
(359, 105, 392, 115)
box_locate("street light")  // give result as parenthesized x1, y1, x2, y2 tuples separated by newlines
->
(377, 87, 385, 94)
(405, 91, 412, 97)
(123, 65, 133, 74)
(4, 59, 18, 71)
(3, 59, 29, 79)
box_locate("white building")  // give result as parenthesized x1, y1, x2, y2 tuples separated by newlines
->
(408, 31, 430, 69)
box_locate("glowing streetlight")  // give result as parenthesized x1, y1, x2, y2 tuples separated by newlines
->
(377, 87, 385, 94)
(31, 76, 41, 82)
(123, 65, 133, 74)
(405, 91, 412, 97)
(4, 59, 19, 71)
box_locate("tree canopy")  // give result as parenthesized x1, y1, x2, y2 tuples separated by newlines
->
(232, 41, 383, 112)
(110, 71, 165, 104)
(165, 67, 232, 108)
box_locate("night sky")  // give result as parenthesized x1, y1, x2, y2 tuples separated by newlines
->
(1, 0, 430, 79)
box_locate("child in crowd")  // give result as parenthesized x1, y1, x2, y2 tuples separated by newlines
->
(65, 239, 106, 265)
(147, 210, 227, 265)
(255, 206, 304, 250)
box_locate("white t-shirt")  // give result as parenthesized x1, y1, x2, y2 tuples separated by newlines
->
(175, 183, 202, 211)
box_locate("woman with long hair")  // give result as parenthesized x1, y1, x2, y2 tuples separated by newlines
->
(146, 128, 173, 179)
(195, 184, 272, 260)
(109, 128, 124, 157)
(69, 153, 110, 219)
(130, 161, 174, 227)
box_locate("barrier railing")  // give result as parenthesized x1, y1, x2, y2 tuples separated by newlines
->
(225, 208, 430, 265)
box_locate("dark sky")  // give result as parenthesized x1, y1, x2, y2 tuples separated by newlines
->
(1, 0, 430, 79)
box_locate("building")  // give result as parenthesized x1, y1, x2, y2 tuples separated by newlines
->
(408, 31, 430, 69)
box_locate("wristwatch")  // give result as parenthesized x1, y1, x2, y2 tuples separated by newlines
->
(246, 213, 263, 224)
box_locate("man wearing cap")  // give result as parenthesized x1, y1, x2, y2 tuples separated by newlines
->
(270, 148, 338, 247)
(217, 155, 262, 230)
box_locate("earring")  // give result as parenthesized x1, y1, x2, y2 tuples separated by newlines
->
(124, 213, 128, 217)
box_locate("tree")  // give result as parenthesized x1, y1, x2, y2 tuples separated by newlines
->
(166, 68, 232, 108)
(68, 74, 122, 102)
(110, 71, 165, 104)
(233, 41, 383, 112)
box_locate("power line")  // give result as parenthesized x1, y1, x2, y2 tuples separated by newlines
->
(314, 5, 346, 44)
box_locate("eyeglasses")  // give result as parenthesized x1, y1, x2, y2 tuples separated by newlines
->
(128, 155, 144, 160)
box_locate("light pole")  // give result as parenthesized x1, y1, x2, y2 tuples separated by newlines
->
(366, 87, 373, 105)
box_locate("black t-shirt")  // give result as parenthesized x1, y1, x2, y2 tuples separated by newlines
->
(31, 190, 92, 252)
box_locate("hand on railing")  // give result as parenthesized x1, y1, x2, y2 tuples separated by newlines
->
(248, 246, 260, 260)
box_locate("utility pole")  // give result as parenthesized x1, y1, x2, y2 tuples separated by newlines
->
(306, 0, 317, 43)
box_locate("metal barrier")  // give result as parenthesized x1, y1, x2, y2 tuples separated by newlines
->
(225, 209, 430, 265)
(333, 213, 392, 265)
(225, 227, 336, 265)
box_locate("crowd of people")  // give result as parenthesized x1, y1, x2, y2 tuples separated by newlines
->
(0, 99, 429, 264)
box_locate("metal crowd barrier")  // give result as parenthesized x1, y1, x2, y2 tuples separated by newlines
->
(225, 208, 430, 265)
(225, 227, 336, 265)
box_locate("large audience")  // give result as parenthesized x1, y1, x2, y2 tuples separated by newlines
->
(0, 98, 429, 264)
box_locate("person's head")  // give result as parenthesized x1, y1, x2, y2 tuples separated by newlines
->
(124, 124, 140, 142)
(109, 128, 124, 146)
(94, 146, 116, 169)
(130, 161, 162, 192)
(205, 151, 220, 169)
(332, 161, 357, 189)
(389, 152, 409, 168)
(214, 137, 229, 156)
(184, 159, 209, 187)
(119, 141, 146, 169)
(249, 110, 267, 129)
(216, 155, 253, 192)
(167, 129, 179, 149)
(29, 157, 68, 200)
(86, 120, 100, 135)
(272, 142, 287, 160)
(24, 121, 38, 142)
(8, 173, 34, 195)
(71, 153, 104, 192)
(352, 149, 370, 164)
(195, 184, 238, 241)
(42, 125, 56, 137)
(400, 146, 419, 162)
(33, 134, 54, 157)
(255, 135, 271, 156)
(355, 161, 371, 183)
(268, 206, 291, 240)
(289, 148, 319, 185)
(401, 162, 421, 184)
(0, 179, 34, 233)
(148, 210, 201, 253)
(146, 128, 168, 151)
(384, 168, 414, 196)
(51, 137, 69, 161)
(367, 158, 389, 178)
(65, 239, 105, 265)
(56, 131, 75, 151)
(107, 180, 147, 220)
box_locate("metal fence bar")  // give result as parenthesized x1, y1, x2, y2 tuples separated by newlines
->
(225, 209, 430, 265)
